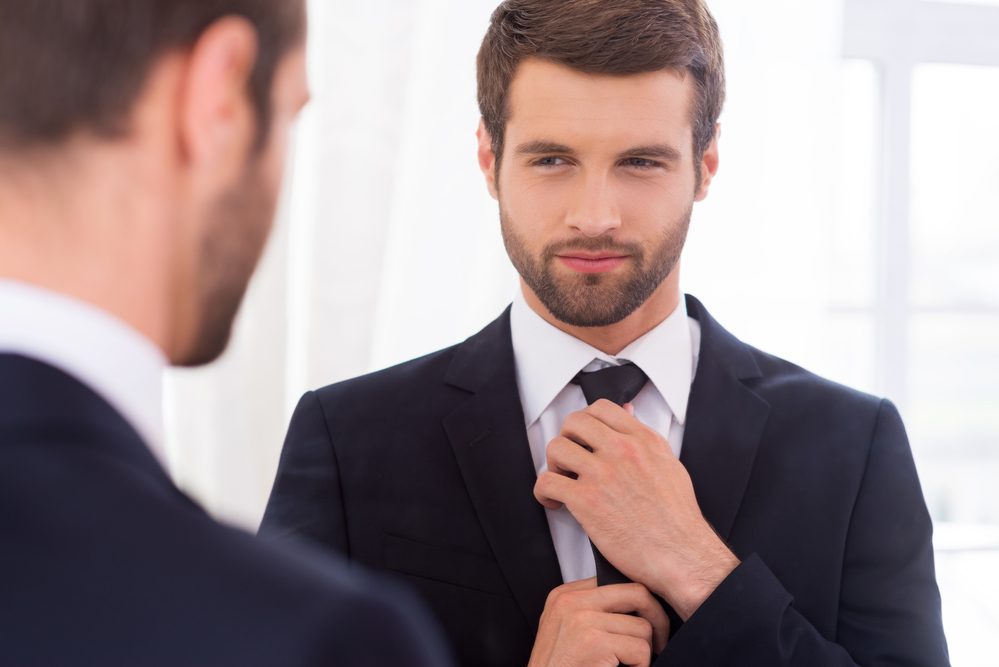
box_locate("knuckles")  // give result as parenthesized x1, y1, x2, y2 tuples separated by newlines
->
(580, 626, 605, 652)
(545, 586, 564, 610)
(624, 582, 652, 605)
(548, 587, 583, 614)
(545, 586, 580, 618)
(636, 618, 653, 643)
(612, 434, 639, 461)
(591, 398, 618, 412)
(533, 473, 557, 501)
(561, 412, 587, 434)
(547, 436, 573, 461)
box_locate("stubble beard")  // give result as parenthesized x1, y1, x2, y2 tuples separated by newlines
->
(178, 162, 275, 367)
(500, 205, 692, 328)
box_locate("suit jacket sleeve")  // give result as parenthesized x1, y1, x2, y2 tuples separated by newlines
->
(259, 391, 348, 554)
(658, 399, 949, 666)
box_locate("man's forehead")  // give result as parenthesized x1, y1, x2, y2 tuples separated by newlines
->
(505, 59, 695, 149)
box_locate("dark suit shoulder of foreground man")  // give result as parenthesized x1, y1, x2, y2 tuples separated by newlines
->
(0, 1, 448, 664)
(262, 1, 949, 665)
(0, 354, 443, 666)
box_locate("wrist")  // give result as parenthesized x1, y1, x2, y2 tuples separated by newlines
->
(674, 549, 739, 620)
(652, 533, 740, 620)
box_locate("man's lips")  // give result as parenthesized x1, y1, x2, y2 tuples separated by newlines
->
(556, 253, 630, 274)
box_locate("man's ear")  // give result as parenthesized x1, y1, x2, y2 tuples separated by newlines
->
(694, 123, 721, 202)
(179, 17, 259, 175)
(476, 120, 499, 201)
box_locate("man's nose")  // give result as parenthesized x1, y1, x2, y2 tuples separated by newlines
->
(565, 172, 622, 237)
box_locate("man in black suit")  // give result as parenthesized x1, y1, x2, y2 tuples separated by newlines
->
(262, 1, 950, 665)
(0, 1, 448, 664)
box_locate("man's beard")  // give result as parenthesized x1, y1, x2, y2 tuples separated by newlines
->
(500, 205, 691, 328)
(179, 162, 274, 367)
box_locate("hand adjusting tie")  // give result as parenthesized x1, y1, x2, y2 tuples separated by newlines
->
(570, 362, 683, 647)
(570, 362, 648, 587)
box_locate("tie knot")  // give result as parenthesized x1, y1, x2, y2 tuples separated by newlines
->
(571, 362, 648, 406)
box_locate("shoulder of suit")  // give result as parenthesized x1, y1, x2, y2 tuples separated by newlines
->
(312, 341, 463, 402)
(739, 342, 885, 418)
(686, 298, 886, 419)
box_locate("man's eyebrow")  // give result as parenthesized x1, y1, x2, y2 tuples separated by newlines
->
(618, 144, 683, 162)
(514, 141, 577, 156)
(513, 141, 683, 162)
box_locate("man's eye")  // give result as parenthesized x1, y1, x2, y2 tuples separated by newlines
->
(534, 156, 568, 168)
(622, 157, 662, 169)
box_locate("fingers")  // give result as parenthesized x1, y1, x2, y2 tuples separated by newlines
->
(563, 402, 675, 464)
(593, 584, 669, 654)
(546, 435, 596, 478)
(585, 399, 646, 435)
(560, 411, 618, 453)
(592, 583, 657, 614)
(580, 612, 654, 667)
(534, 581, 664, 667)
(615, 635, 654, 667)
(599, 611, 654, 646)
(631, 589, 669, 654)
(534, 470, 573, 510)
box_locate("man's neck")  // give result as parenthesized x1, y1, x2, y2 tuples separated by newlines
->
(0, 186, 172, 362)
(521, 275, 682, 356)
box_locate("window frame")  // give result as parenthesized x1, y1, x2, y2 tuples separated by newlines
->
(842, 0, 999, 406)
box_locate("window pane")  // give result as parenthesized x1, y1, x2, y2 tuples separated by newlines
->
(830, 60, 879, 311)
(935, 544, 999, 667)
(682, 59, 877, 391)
(907, 314, 999, 524)
(911, 65, 999, 308)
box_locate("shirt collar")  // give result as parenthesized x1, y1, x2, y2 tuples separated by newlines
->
(0, 280, 168, 467)
(510, 290, 697, 427)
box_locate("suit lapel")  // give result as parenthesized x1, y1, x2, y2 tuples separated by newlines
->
(680, 296, 771, 542)
(442, 309, 563, 630)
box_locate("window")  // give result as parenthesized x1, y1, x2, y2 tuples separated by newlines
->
(843, 1, 999, 662)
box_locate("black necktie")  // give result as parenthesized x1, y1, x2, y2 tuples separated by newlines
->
(570, 362, 648, 586)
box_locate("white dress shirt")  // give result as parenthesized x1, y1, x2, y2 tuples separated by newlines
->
(510, 292, 701, 584)
(0, 280, 168, 467)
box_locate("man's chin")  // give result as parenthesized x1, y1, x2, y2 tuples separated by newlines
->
(541, 295, 636, 328)
(170, 317, 237, 368)
(171, 340, 229, 368)
(549, 308, 633, 328)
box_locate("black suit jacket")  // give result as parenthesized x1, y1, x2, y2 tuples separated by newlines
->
(262, 295, 949, 666)
(0, 354, 450, 666)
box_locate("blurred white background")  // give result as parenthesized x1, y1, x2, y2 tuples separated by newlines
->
(162, 0, 999, 662)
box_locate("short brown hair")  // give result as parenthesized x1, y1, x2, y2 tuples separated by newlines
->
(477, 0, 725, 164)
(0, 0, 304, 151)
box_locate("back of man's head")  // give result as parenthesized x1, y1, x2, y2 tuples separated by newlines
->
(0, 0, 308, 367)
(0, 0, 303, 152)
